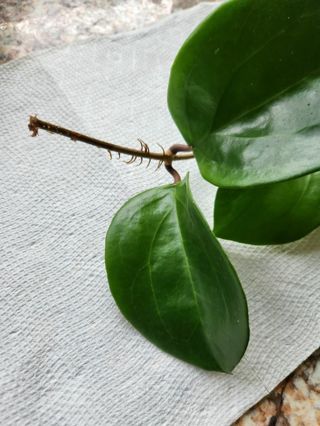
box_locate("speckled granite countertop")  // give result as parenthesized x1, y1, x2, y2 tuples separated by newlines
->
(0, 0, 205, 64)
(1, 1, 319, 424)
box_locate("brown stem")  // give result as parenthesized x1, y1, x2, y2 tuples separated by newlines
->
(164, 144, 193, 183)
(28, 116, 194, 165)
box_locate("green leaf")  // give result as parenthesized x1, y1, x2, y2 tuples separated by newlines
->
(214, 172, 320, 245)
(168, 0, 320, 188)
(105, 176, 249, 372)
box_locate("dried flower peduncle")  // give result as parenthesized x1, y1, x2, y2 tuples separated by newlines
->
(28, 116, 194, 175)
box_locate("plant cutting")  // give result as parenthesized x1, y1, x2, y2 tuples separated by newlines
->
(28, 0, 320, 372)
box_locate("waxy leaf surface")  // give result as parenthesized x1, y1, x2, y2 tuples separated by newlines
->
(214, 172, 320, 245)
(168, 0, 320, 187)
(105, 177, 249, 371)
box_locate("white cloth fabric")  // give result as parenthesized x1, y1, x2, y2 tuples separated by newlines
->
(1, 3, 319, 424)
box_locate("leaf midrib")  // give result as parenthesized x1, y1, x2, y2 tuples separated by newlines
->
(147, 210, 174, 339)
(173, 194, 231, 344)
(172, 195, 203, 342)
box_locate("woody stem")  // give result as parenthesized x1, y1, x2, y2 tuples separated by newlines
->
(28, 116, 194, 163)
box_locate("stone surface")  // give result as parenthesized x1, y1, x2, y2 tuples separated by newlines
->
(0, 0, 173, 63)
(1, 1, 319, 424)
(234, 350, 320, 426)
(0, 0, 210, 64)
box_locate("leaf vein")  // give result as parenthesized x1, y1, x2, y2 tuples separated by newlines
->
(147, 211, 174, 339)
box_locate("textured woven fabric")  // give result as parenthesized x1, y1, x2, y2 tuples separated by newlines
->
(1, 3, 319, 424)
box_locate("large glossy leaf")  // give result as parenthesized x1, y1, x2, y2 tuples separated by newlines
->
(105, 176, 249, 372)
(214, 172, 320, 245)
(168, 0, 320, 188)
